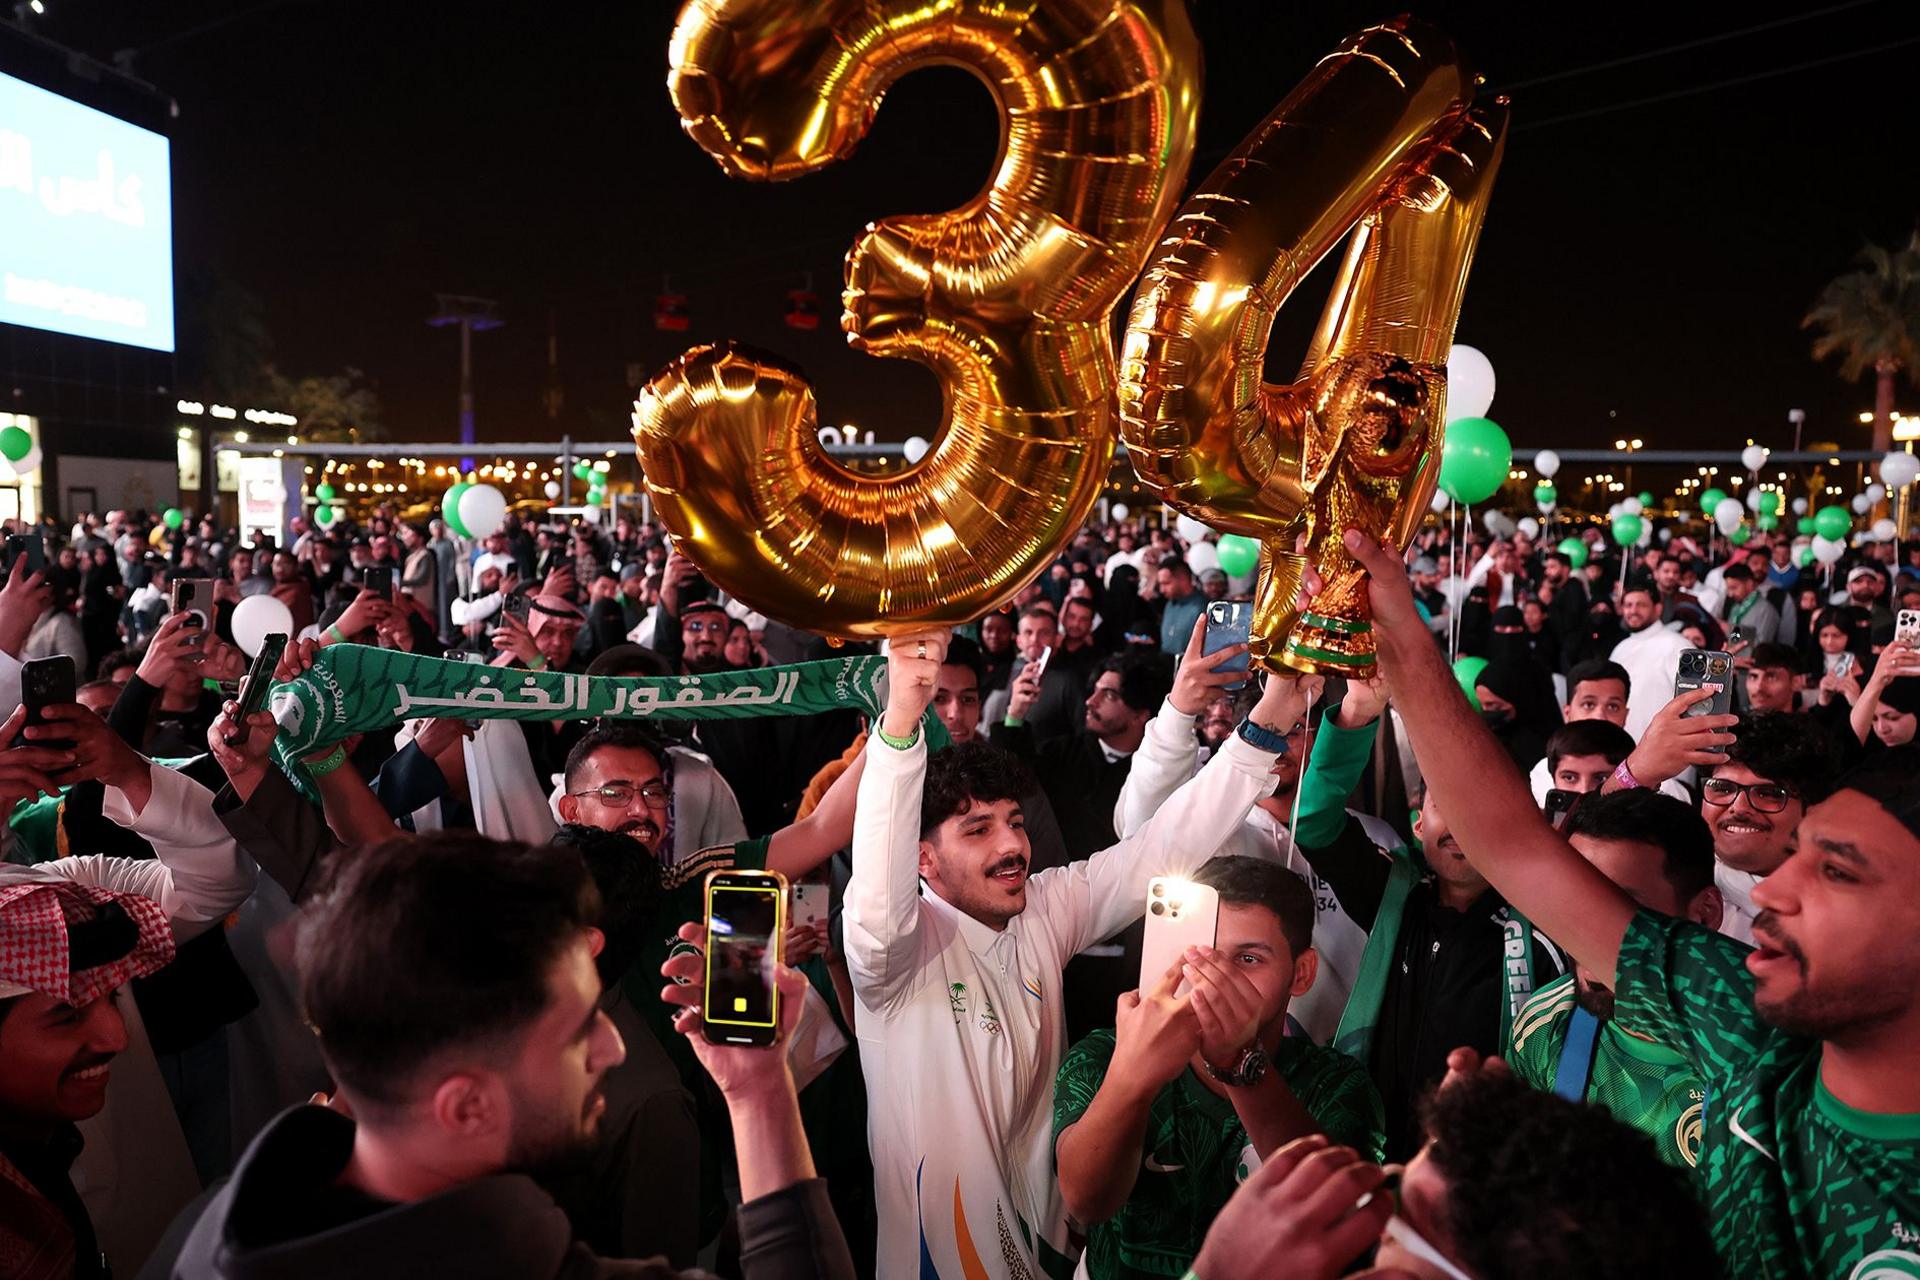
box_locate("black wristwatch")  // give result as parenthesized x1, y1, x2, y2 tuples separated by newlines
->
(1204, 1045, 1270, 1088)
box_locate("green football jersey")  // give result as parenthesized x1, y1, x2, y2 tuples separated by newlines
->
(1615, 910, 1920, 1279)
(1053, 1031, 1384, 1280)
(1507, 973, 1706, 1169)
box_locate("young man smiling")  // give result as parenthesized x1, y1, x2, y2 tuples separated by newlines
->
(848, 627, 1311, 1279)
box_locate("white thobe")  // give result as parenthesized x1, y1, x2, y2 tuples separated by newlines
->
(1715, 862, 1762, 946)
(847, 723, 1279, 1279)
(1610, 622, 1693, 740)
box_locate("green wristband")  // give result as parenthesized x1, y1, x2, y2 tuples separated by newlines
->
(325, 624, 347, 645)
(874, 723, 921, 751)
(306, 745, 349, 777)
(526, 653, 548, 671)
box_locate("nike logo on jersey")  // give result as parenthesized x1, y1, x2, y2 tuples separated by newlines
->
(1143, 1152, 1185, 1174)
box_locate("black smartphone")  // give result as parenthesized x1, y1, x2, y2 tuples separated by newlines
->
(502, 591, 532, 626)
(362, 565, 395, 599)
(2, 532, 45, 576)
(1674, 648, 1735, 725)
(1203, 600, 1254, 691)
(171, 577, 215, 652)
(702, 868, 787, 1048)
(22, 655, 77, 752)
(224, 633, 288, 746)
(1545, 788, 1580, 831)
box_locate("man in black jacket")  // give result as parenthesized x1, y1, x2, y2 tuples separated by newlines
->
(142, 831, 855, 1280)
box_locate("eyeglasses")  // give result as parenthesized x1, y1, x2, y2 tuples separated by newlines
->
(570, 780, 670, 808)
(1701, 777, 1794, 813)
(684, 619, 726, 634)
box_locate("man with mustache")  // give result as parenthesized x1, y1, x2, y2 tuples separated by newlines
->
(847, 626, 1312, 1279)
(1506, 790, 1721, 1167)
(1340, 526, 1920, 1280)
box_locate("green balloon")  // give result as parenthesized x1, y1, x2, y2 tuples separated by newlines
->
(1755, 490, 1781, 517)
(1556, 537, 1589, 569)
(1813, 505, 1851, 541)
(315, 483, 336, 502)
(1729, 524, 1752, 546)
(1438, 417, 1512, 505)
(1755, 513, 1778, 532)
(1797, 516, 1815, 535)
(443, 483, 474, 538)
(1795, 545, 1813, 568)
(1533, 483, 1557, 506)
(314, 504, 340, 529)
(1452, 656, 1489, 711)
(0, 425, 29, 462)
(1215, 534, 1260, 578)
(1610, 513, 1644, 547)
(160, 507, 183, 531)
(1638, 491, 1655, 507)
(572, 462, 595, 481)
(1700, 488, 1728, 516)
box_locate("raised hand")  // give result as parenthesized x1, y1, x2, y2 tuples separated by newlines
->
(1189, 1136, 1400, 1280)
(881, 629, 949, 741)
(1109, 961, 1202, 1099)
(1170, 615, 1251, 716)
(1623, 687, 1739, 787)
(659, 921, 806, 1098)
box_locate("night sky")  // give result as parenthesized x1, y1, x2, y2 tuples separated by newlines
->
(22, 0, 1920, 463)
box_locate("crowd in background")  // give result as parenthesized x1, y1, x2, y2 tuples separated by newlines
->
(0, 492, 1916, 1280)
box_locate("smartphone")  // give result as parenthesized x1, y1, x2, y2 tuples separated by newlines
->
(502, 591, 532, 626)
(1544, 788, 1580, 831)
(21, 655, 77, 752)
(703, 868, 787, 1048)
(362, 565, 395, 599)
(1834, 651, 1856, 679)
(1028, 643, 1052, 683)
(1140, 875, 1220, 994)
(1727, 625, 1746, 652)
(223, 633, 288, 747)
(1674, 648, 1735, 742)
(1898, 609, 1920, 648)
(171, 576, 216, 645)
(791, 882, 829, 934)
(2, 532, 44, 576)
(1203, 601, 1254, 691)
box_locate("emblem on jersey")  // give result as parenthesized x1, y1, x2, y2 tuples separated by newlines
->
(978, 990, 1002, 1036)
(1849, 1248, 1920, 1279)
(1674, 1102, 1703, 1168)
(948, 982, 968, 1022)
(665, 938, 701, 986)
(1021, 975, 1044, 1004)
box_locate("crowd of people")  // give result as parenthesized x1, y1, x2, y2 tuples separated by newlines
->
(1, 493, 1916, 1280)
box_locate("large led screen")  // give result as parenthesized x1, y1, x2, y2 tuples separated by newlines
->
(0, 71, 174, 352)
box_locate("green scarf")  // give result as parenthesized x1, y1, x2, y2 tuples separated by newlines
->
(268, 645, 946, 784)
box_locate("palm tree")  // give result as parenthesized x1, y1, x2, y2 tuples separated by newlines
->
(1803, 229, 1920, 454)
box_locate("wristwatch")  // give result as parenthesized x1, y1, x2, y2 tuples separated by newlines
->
(1204, 1045, 1269, 1088)
(1235, 717, 1295, 755)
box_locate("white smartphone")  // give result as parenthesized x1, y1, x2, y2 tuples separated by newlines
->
(1898, 609, 1920, 648)
(1030, 644, 1053, 681)
(791, 882, 829, 934)
(1139, 876, 1220, 994)
(1835, 651, 1856, 679)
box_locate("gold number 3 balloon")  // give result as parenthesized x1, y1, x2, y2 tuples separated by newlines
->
(634, 0, 1200, 638)
(1120, 18, 1508, 674)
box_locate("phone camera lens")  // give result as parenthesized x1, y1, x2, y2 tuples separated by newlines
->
(1149, 901, 1165, 916)
(1150, 883, 1164, 898)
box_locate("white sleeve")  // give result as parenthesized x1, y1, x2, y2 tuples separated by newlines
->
(843, 734, 928, 1018)
(1465, 549, 1496, 589)
(97, 765, 257, 940)
(1032, 731, 1278, 960)
(1113, 700, 1203, 839)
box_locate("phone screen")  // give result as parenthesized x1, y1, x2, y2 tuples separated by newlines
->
(704, 879, 783, 1044)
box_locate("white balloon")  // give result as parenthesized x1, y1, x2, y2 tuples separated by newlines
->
(1811, 535, 1846, 565)
(1110, 503, 1130, 522)
(1185, 539, 1221, 574)
(1745, 488, 1764, 512)
(1537, 500, 1557, 514)
(1714, 497, 1745, 535)
(1657, 528, 1673, 544)
(1532, 449, 1561, 479)
(903, 435, 931, 464)
(1445, 344, 1496, 421)
(581, 503, 603, 524)
(457, 484, 508, 540)
(1431, 490, 1453, 514)
(1851, 494, 1872, 515)
(1880, 451, 1920, 490)
(1791, 497, 1808, 515)
(1607, 502, 1623, 519)
(1865, 482, 1887, 504)
(1621, 497, 1643, 517)
(1872, 517, 1898, 542)
(1741, 445, 1769, 473)
(230, 594, 294, 658)
(1516, 517, 1540, 539)
(1176, 514, 1213, 545)
(1637, 521, 1654, 547)
(1482, 509, 1514, 537)
(544, 480, 562, 500)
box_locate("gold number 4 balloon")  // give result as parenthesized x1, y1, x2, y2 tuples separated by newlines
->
(634, 0, 1201, 639)
(1120, 18, 1508, 674)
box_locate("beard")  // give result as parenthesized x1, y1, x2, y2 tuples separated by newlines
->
(506, 1081, 606, 1182)
(684, 653, 735, 676)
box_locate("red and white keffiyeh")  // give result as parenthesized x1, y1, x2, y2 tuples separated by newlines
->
(0, 881, 174, 1008)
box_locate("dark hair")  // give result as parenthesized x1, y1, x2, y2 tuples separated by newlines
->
(1061, 595, 1097, 619)
(1422, 1070, 1719, 1280)
(1721, 562, 1753, 582)
(1620, 583, 1660, 606)
(548, 824, 664, 984)
(585, 643, 673, 680)
(564, 720, 671, 791)
(1562, 789, 1716, 898)
(92, 648, 140, 681)
(1097, 651, 1174, 714)
(1565, 658, 1631, 700)
(942, 634, 985, 690)
(1748, 642, 1800, 673)
(1193, 857, 1314, 956)
(1545, 720, 1636, 774)
(920, 740, 1036, 839)
(1544, 551, 1571, 570)
(296, 833, 600, 1109)
(1723, 713, 1837, 805)
(1156, 553, 1192, 578)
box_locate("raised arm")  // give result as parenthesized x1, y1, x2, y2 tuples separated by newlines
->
(1112, 617, 1245, 839)
(1343, 530, 1635, 984)
(1850, 641, 1920, 745)
(843, 630, 947, 1016)
(768, 748, 868, 879)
